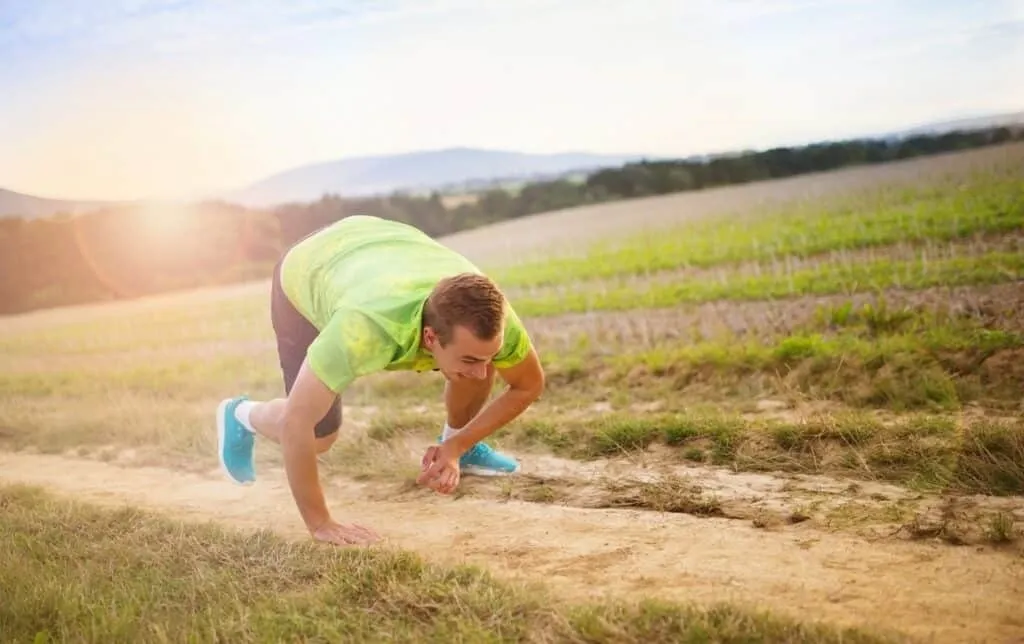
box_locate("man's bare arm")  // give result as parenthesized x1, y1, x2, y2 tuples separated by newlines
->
(280, 358, 338, 531)
(447, 347, 545, 456)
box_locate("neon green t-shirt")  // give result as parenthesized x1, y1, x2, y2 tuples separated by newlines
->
(278, 215, 533, 393)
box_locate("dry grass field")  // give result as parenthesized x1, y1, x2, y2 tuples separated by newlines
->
(2, 142, 1024, 643)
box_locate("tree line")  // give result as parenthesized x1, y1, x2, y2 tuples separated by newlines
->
(1, 125, 1020, 315)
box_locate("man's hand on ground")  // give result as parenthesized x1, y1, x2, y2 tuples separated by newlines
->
(311, 519, 381, 546)
(418, 443, 461, 494)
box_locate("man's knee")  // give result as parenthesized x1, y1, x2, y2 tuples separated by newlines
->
(313, 400, 342, 444)
(315, 431, 339, 453)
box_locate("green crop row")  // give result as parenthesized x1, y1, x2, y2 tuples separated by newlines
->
(511, 251, 1024, 317)
(605, 325, 1022, 377)
(490, 171, 1024, 288)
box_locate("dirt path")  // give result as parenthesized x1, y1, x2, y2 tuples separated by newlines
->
(2, 450, 1022, 643)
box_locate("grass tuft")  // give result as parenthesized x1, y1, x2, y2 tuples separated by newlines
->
(599, 475, 725, 516)
(589, 417, 664, 456)
(567, 599, 891, 644)
(985, 513, 1018, 545)
(953, 421, 1024, 495)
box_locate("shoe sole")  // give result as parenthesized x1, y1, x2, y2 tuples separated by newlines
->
(462, 463, 521, 477)
(217, 398, 253, 486)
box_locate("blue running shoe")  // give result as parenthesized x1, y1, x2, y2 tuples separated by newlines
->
(458, 440, 521, 477)
(217, 396, 255, 485)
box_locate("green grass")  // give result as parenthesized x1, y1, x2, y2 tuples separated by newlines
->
(489, 169, 1024, 288)
(510, 250, 1024, 317)
(535, 308, 1024, 411)
(0, 484, 892, 644)
(0, 290, 267, 357)
(0, 353, 281, 400)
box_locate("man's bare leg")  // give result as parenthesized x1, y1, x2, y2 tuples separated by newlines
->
(442, 365, 521, 475)
(247, 398, 339, 454)
(444, 364, 496, 434)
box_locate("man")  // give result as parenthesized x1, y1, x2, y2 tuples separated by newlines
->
(215, 215, 545, 547)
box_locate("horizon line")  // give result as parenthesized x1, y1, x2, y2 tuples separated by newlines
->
(4, 107, 1022, 204)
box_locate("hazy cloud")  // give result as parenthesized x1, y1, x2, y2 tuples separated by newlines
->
(0, 0, 486, 52)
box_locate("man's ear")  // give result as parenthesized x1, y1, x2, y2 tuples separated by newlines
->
(422, 326, 437, 349)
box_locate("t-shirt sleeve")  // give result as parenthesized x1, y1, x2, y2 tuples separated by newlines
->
(492, 304, 534, 370)
(305, 310, 394, 393)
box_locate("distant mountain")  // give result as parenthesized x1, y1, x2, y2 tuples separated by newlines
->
(885, 111, 1024, 138)
(0, 187, 117, 220)
(223, 147, 651, 208)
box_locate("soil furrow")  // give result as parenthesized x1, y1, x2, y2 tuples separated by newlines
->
(523, 281, 1024, 353)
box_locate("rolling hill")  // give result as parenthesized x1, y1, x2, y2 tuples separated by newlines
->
(0, 148, 648, 219)
(890, 110, 1024, 137)
(210, 111, 1024, 208)
(0, 187, 117, 220)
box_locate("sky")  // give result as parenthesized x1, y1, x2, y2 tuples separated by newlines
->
(0, 0, 1021, 201)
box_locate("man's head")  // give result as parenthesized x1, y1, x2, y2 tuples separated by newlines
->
(422, 272, 506, 381)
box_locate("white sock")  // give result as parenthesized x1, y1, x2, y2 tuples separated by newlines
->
(442, 422, 461, 441)
(234, 401, 257, 433)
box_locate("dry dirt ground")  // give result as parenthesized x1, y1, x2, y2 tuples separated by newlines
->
(2, 448, 1022, 644)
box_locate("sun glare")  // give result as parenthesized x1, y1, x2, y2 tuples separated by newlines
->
(139, 202, 189, 238)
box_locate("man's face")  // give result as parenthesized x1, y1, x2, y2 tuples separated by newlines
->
(424, 323, 502, 381)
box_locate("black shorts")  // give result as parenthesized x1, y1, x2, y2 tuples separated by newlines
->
(270, 257, 342, 438)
